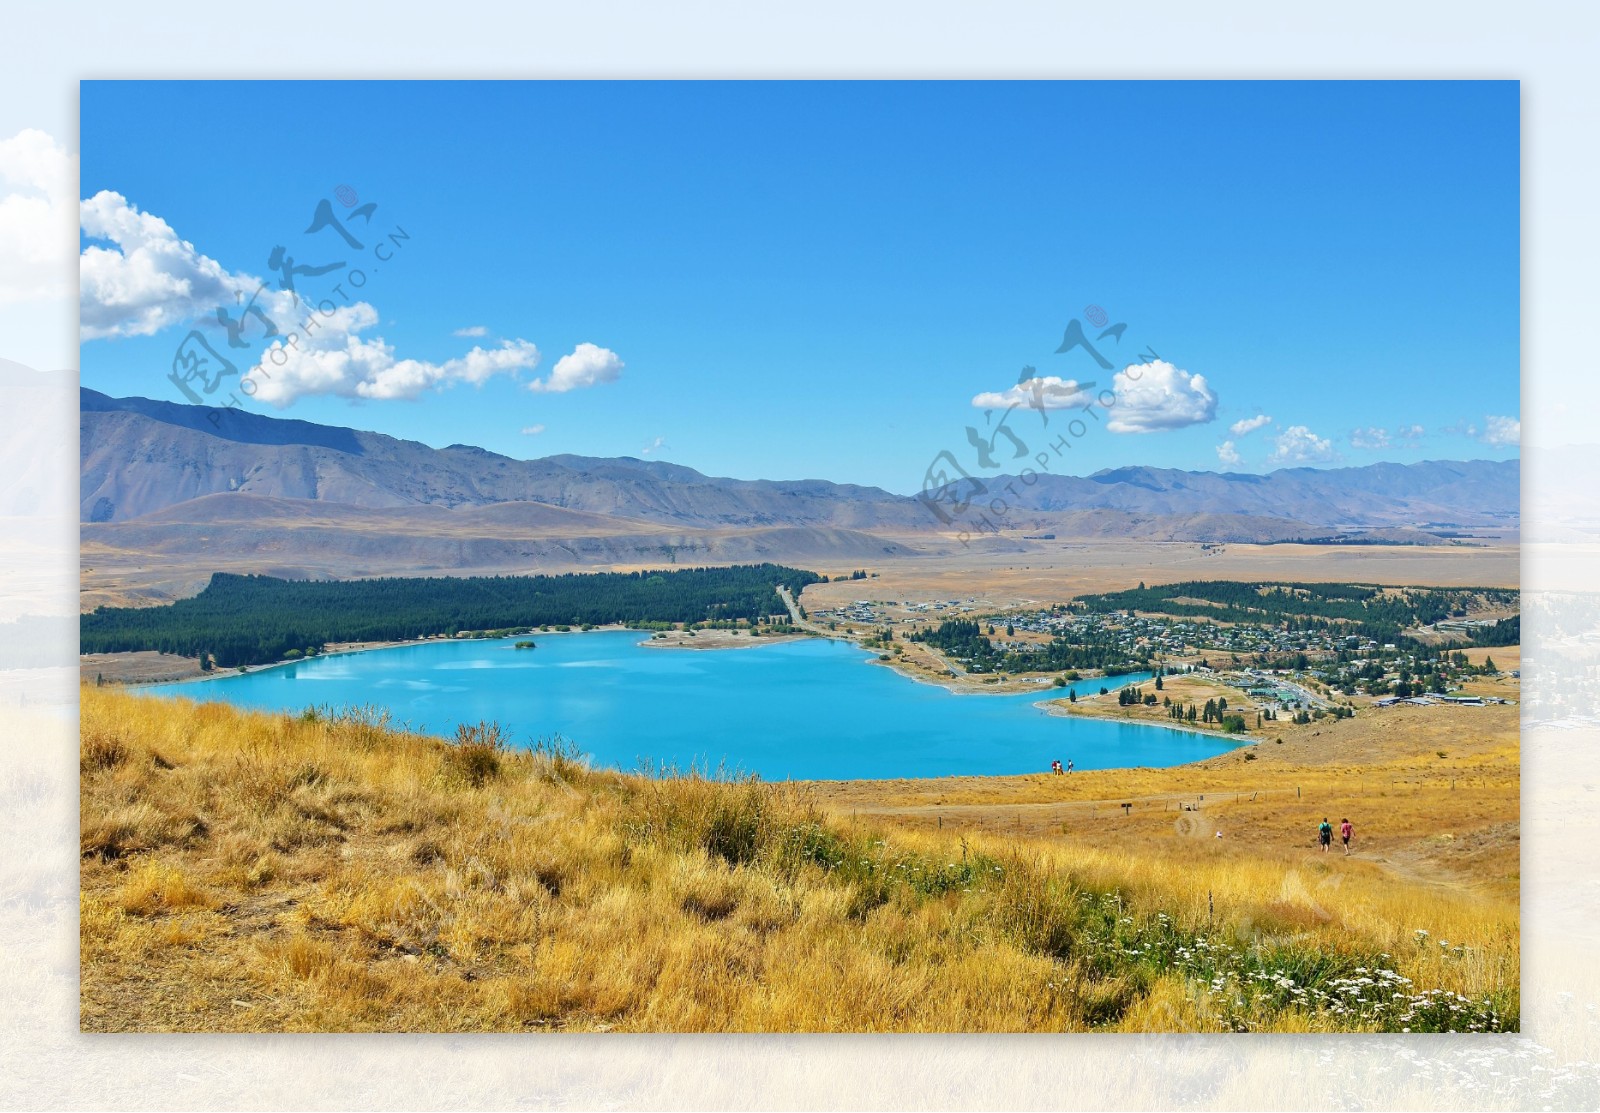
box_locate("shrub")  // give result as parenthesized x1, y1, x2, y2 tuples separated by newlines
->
(530, 733, 586, 783)
(444, 721, 509, 786)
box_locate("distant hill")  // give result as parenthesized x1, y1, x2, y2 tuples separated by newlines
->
(985, 461, 1519, 529)
(81, 388, 1519, 532)
(79, 389, 1519, 606)
(80, 388, 930, 530)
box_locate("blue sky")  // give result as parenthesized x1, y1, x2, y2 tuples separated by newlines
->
(79, 80, 1520, 493)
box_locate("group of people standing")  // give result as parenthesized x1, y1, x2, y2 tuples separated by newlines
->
(1050, 758, 1073, 775)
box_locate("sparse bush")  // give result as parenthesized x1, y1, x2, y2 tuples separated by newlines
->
(529, 733, 586, 783)
(444, 721, 509, 786)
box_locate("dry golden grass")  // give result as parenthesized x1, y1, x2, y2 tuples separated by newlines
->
(795, 542, 1520, 618)
(80, 686, 1517, 1033)
(817, 695, 1521, 897)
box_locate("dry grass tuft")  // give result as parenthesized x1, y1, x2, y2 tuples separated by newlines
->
(117, 861, 215, 916)
(443, 721, 508, 787)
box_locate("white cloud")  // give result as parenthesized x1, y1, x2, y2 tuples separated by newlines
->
(1350, 423, 1428, 450)
(81, 191, 539, 405)
(521, 424, 546, 436)
(1442, 417, 1521, 447)
(0, 129, 76, 304)
(249, 328, 540, 406)
(79, 190, 245, 339)
(529, 342, 624, 394)
(1349, 426, 1390, 450)
(1479, 415, 1520, 447)
(640, 435, 668, 456)
(1106, 360, 1217, 434)
(1228, 414, 1271, 438)
(454, 325, 488, 337)
(972, 375, 1094, 412)
(1269, 425, 1338, 465)
(1216, 440, 1243, 466)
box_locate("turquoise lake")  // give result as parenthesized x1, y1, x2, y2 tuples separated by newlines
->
(144, 631, 1235, 780)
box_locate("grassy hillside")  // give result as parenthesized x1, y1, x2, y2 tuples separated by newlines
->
(80, 687, 1516, 1032)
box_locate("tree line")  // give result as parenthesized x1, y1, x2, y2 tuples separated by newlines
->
(908, 619, 1148, 675)
(1075, 581, 1519, 647)
(80, 565, 823, 668)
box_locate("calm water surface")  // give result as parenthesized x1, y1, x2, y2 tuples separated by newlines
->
(145, 631, 1234, 780)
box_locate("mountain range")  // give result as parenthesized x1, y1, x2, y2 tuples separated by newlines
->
(79, 388, 1519, 606)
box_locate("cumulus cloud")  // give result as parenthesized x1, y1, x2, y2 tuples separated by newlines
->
(1106, 360, 1217, 434)
(454, 325, 488, 337)
(1349, 426, 1390, 450)
(1269, 425, 1338, 465)
(79, 190, 248, 339)
(1228, 414, 1271, 438)
(249, 326, 541, 407)
(1396, 424, 1425, 443)
(529, 342, 625, 394)
(0, 129, 76, 303)
(521, 424, 546, 436)
(1479, 415, 1520, 447)
(971, 375, 1095, 412)
(1216, 440, 1243, 466)
(640, 435, 668, 456)
(81, 191, 541, 405)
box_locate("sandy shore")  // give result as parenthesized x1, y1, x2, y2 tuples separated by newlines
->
(638, 628, 811, 650)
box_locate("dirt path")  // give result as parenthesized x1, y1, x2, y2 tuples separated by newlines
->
(816, 768, 1519, 897)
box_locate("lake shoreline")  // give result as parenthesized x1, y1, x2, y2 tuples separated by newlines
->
(89, 620, 1151, 703)
(1036, 693, 1248, 742)
(87, 623, 814, 687)
(128, 630, 1234, 779)
(867, 651, 1156, 701)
